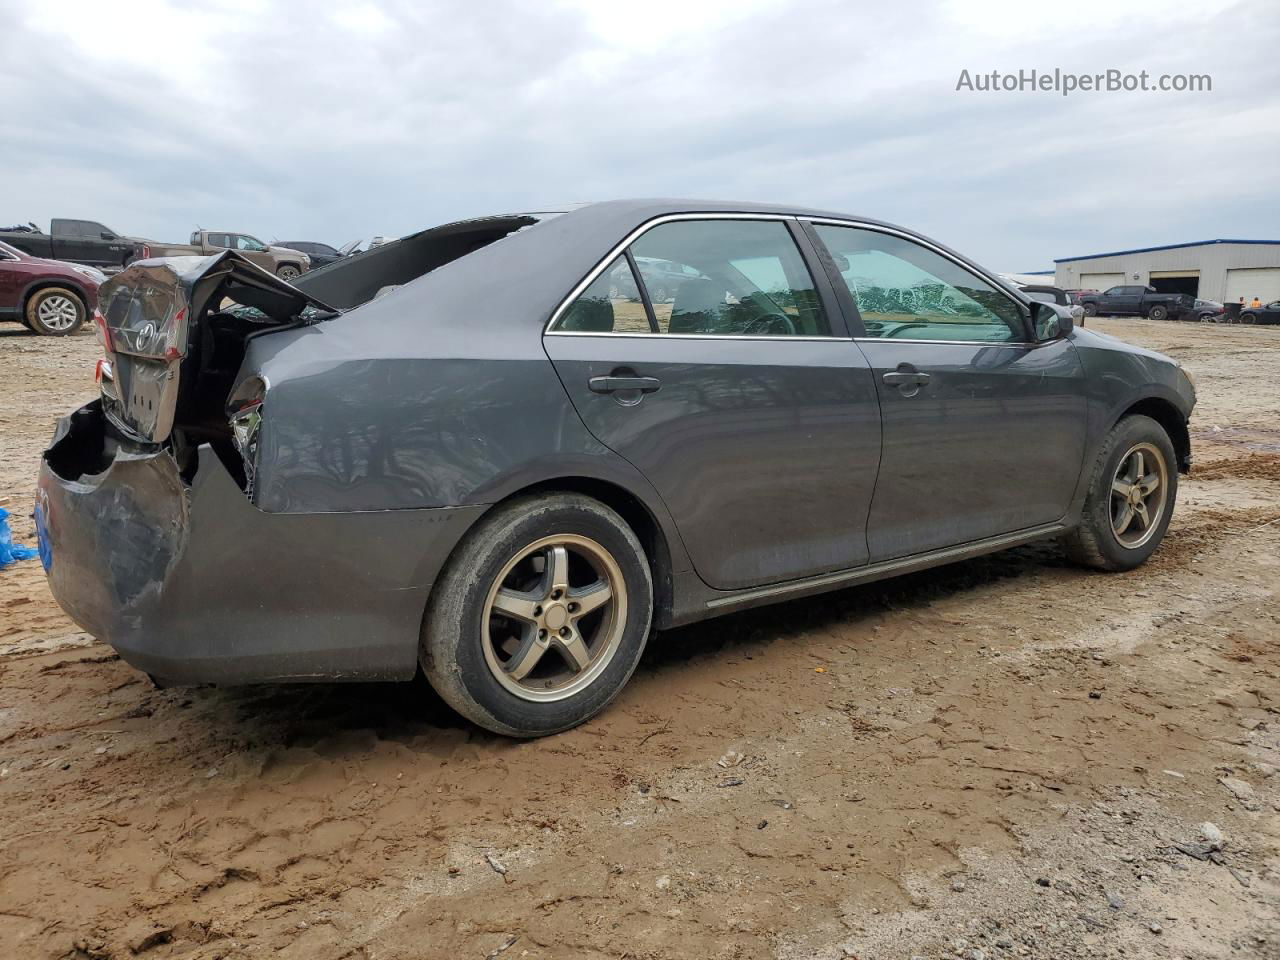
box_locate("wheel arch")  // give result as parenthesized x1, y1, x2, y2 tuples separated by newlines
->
(1114, 396, 1191, 473)
(22, 279, 89, 314)
(476, 476, 679, 629)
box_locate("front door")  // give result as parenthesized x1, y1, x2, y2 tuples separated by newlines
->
(808, 222, 1088, 562)
(233, 234, 276, 271)
(544, 216, 882, 591)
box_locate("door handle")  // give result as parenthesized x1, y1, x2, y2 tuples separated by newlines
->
(882, 371, 931, 386)
(588, 376, 662, 394)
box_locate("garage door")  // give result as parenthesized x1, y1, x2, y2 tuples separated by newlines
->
(1080, 272, 1125, 290)
(1225, 268, 1280, 305)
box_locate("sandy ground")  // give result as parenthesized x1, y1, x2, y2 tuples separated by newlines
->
(0, 318, 1277, 960)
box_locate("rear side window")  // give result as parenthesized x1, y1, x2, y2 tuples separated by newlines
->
(557, 256, 652, 333)
(554, 219, 830, 337)
(206, 233, 230, 248)
(813, 224, 1024, 343)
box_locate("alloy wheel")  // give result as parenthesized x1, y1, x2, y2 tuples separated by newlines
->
(1110, 442, 1169, 548)
(481, 534, 627, 702)
(278, 266, 301, 281)
(36, 295, 80, 332)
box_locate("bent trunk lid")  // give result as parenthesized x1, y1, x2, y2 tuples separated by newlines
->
(99, 251, 335, 443)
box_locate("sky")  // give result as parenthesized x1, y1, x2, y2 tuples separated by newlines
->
(2, 0, 1277, 271)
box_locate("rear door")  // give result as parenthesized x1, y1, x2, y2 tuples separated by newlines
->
(1110, 286, 1146, 314)
(543, 215, 882, 591)
(807, 221, 1087, 562)
(50, 220, 99, 265)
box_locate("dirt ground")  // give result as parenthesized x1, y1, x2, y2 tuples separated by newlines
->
(1, 318, 1277, 960)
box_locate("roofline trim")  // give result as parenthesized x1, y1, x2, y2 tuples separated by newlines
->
(1054, 238, 1280, 263)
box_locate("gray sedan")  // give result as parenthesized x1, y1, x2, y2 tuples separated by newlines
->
(36, 200, 1197, 737)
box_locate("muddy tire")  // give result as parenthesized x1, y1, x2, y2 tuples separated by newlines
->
(276, 263, 302, 281)
(25, 287, 86, 336)
(1065, 414, 1178, 572)
(421, 493, 653, 738)
(1240, 312, 1258, 325)
(1148, 304, 1169, 321)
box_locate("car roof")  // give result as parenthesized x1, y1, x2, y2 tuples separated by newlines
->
(308, 198, 1025, 345)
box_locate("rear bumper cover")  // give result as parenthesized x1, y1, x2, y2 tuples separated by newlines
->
(36, 402, 484, 683)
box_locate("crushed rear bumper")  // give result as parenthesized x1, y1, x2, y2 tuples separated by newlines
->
(36, 402, 484, 683)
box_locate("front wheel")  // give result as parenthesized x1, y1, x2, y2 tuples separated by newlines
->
(421, 493, 653, 737)
(1065, 414, 1178, 571)
(276, 263, 302, 281)
(26, 287, 86, 335)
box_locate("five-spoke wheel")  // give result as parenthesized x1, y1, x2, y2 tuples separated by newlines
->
(1067, 414, 1178, 571)
(1109, 443, 1168, 549)
(483, 536, 626, 701)
(421, 493, 652, 737)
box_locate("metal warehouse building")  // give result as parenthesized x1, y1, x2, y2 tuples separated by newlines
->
(1053, 240, 1280, 303)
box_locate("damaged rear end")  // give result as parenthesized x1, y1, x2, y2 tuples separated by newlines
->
(36, 253, 345, 678)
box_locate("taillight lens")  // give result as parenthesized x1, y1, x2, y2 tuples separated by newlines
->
(93, 309, 113, 352)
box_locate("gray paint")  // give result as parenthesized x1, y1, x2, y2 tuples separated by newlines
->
(37, 199, 1197, 686)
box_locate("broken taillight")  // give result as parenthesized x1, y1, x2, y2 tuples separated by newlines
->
(92, 309, 113, 353)
(226, 375, 267, 497)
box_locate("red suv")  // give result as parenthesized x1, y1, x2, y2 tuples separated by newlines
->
(0, 239, 101, 335)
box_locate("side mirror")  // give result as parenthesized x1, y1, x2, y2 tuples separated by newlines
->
(1032, 301, 1074, 341)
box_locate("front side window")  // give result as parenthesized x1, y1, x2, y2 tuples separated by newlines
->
(630, 220, 829, 336)
(236, 235, 267, 252)
(812, 224, 1024, 342)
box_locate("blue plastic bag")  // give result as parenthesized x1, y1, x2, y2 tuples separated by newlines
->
(0, 507, 39, 568)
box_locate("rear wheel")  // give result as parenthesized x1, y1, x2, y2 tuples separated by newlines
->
(1082, 303, 1098, 317)
(1148, 304, 1168, 321)
(1240, 312, 1258, 325)
(25, 287, 86, 336)
(421, 493, 653, 737)
(1065, 415, 1178, 571)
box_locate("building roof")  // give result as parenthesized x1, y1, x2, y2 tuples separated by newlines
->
(1054, 239, 1280, 263)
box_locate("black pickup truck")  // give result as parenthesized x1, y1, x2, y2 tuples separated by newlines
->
(0, 219, 148, 270)
(1078, 285, 1194, 321)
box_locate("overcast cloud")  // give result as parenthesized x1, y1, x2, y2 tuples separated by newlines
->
(2, 0, 1277, 270)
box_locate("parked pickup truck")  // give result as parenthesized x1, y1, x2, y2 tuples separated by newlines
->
(0, 219, 149, 270)
(146, 231, 310, 280)
(1078, 285, 1194, 321)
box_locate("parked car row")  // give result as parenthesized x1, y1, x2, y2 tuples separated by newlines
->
(1, 215, 372, 279)
(145, 230, 312, 280)
(1078, 285, 1195, 321)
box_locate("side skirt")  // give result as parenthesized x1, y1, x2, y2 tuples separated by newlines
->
(687, 522, 1067, 621)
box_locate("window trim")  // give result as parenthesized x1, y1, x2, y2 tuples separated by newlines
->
(544, 213, 850, 341)
(801, 217, 1034, 345)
